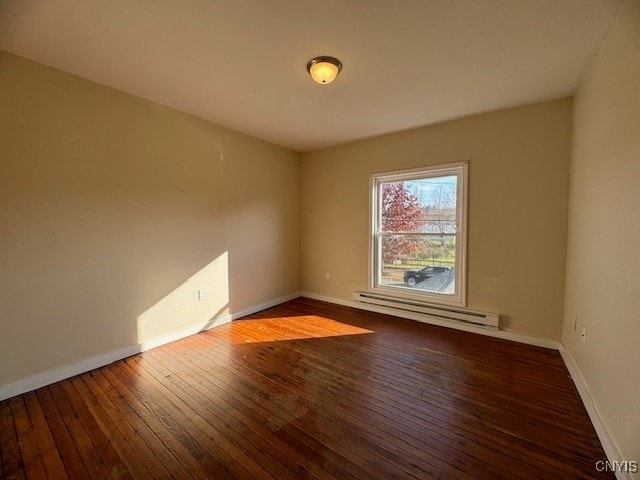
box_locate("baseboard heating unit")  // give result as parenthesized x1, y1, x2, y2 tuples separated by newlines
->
(352, 291, 500, 330)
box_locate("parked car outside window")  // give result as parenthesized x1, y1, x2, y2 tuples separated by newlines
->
(403, 266, 450, 287)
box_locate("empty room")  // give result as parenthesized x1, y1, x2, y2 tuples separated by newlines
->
(1, 0, 639, 478)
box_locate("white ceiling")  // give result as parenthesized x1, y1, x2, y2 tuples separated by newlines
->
(0, 0, 622, 152)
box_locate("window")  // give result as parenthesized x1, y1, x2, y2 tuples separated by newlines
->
(370, 162, 468, 306)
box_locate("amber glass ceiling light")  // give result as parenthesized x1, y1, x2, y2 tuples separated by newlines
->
(307, 56, 342, 84)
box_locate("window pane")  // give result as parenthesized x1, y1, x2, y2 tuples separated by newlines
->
(372, 164, 466, 305)
(381, 176, 457, 234)
(379, 233, 456, 295)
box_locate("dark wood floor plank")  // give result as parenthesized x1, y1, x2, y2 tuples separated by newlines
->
(142, 346, 382, 480)
(178, 333, 480, 480)
(193, 331, 540, 480)
(209, 300, 608, 480)
(129, 354, 335, 480)
(48, 382, 115, 480)
(0, 399, 26, 480)
(77, 373, 172, 480)
(58, 379, 132, 480)
(182, 322, 572, 478)
(120, 357, 303, 480)
(9, 396, 48, 480)
(239, 321, 600, 475)
(113, 360, 268, 480)
(287, 300, 611, 476)
(66, 376, 152, 480)
(270, 304, 604, 438)
(157, 341, 424, 480)
(88, 369, 196, 480)
(22, 391, 67, 479)
(35, 387, 90, 479)
(1, 298, 613, 479)
(182, 321, 586, 479)
(98, 365, 231, 479)
(162, 304, 608, 480)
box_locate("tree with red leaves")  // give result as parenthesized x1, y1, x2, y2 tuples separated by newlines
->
(381, 182, 426, 263)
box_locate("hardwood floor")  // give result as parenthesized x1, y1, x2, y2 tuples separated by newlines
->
(0, 297, 613, 479)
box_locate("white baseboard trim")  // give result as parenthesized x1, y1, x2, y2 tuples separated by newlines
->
(300, 291, 560, 350)
(559, 345, 631, 480)
(0, 291, 301, 402)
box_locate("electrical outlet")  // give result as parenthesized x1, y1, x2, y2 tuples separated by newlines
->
(325, 272, 331, 280)
(581, 327, 587, 343)
(198, 289, 206, 301)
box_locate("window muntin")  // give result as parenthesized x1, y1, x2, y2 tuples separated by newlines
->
(370, 163, 467, 306)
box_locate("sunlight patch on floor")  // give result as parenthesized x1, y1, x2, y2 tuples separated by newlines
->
(219, 315, 373, 344)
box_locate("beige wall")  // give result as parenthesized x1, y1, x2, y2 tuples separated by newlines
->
(301, 99, 572, 339)
(0, 51, 300, 388)
(563, 0, 640, 463)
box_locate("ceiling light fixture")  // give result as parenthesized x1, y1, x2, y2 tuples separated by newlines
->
(306, 56, 342, 84)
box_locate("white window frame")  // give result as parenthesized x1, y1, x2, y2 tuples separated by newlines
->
(369, 161, 468, 307)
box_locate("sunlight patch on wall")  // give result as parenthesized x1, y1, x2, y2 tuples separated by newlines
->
(218, 315, 373, 344)
(137, 252, 229, 342)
